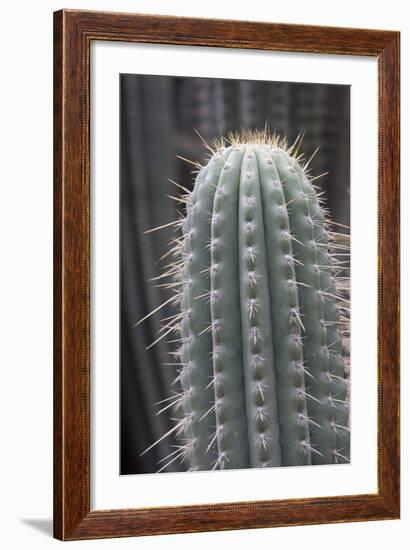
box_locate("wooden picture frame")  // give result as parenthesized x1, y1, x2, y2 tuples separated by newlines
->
(53, 9, 400, 541)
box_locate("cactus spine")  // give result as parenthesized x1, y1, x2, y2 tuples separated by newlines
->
(141, 131, 350, 470)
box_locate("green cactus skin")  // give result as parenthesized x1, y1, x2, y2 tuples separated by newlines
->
(178, 158, 224, 470)
(143, 134, 350, 471)
(209, 147, 252, 469)
(290, 159, 350, 463)
(256, 145, 312, 466)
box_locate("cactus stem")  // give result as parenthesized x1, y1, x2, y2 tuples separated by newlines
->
(139, 133, 350, 471)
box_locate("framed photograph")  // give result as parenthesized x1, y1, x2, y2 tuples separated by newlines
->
(53, 9, 400, 540)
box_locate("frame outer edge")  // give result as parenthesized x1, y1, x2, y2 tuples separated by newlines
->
(379, 31, 400, 518)
(54, 9, 91, 540)
(53, 9, 64, 541)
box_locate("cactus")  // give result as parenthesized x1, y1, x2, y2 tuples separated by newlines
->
(140, 130, 350, 471)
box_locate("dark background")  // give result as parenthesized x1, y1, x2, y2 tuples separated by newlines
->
(120, 74, 350, 475)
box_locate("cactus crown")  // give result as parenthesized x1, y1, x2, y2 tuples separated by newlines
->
(139, 131, 350, 472)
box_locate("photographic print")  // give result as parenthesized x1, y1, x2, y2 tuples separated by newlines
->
(120, 74, 350, 475)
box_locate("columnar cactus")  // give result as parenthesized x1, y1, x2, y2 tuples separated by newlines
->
(141, 131, 350, 471)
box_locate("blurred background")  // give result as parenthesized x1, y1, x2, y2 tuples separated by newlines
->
(120, 74, 350, 475)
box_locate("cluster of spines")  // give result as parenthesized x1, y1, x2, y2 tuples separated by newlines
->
(139, 131, 350, 472)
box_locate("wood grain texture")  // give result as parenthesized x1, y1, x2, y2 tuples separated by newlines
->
(53, 8, 400, 541)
